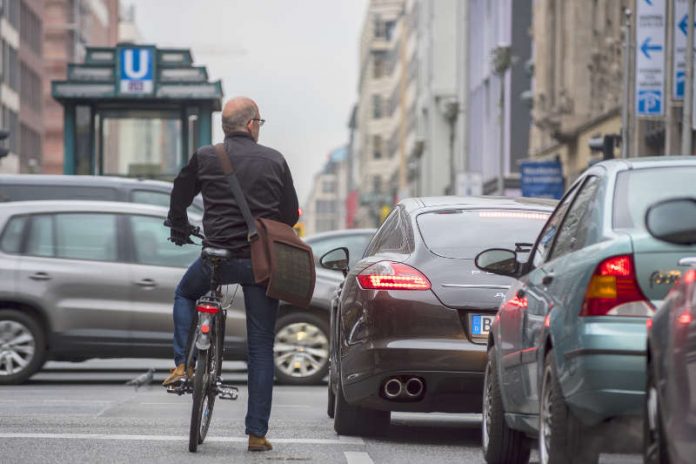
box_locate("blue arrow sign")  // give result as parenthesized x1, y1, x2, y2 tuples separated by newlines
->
(645, 0, 653, 5)
(641, 37, 663, 59)
(680, 14, 688, 35)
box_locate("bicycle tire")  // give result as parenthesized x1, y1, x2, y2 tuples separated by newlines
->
(188, 347, 209, 452)
(197, 323, 221, 444)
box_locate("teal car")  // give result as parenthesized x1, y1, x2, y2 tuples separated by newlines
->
(475, 157, 696, 464)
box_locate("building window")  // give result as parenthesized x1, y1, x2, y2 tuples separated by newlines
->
(373, 52, 386, 79)
(372, 135, 383, 159)
(20, 3, 42, 55)
(316, 200, 336, 214)
(2, 106, 19, 154)
(322, 180, 336, 194)
(372, 95, 383, 119)
(384, 20, 396, 41)
(3, 42, 19, 91)
(372, 175, 382, 193)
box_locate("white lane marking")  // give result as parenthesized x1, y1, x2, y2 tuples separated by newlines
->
(139, 402, 180, 405)
(0, 433, 364, 445)
(345, 451, 375, 464)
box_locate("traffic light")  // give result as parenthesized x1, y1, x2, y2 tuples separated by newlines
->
(0, 129, 9, 160)
(588, 134, 620, 160)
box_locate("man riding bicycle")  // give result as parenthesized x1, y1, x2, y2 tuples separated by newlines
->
(164, 96, 299, 452)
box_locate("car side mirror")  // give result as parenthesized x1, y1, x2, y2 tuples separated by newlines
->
(645, 198, 696, 245)
(320, 247, 350, 276)
(475, 248, 520, 277)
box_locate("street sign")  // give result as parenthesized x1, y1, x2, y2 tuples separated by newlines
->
(673, 0, 688, 100)
(520, 160, 564, 200)
(118, 46, 155, 96)
(636, 0, 666, 116)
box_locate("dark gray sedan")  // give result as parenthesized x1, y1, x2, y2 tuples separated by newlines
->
(321, 196, 555, 436)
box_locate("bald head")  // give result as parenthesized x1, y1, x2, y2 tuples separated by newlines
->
(221, 97, 259, 136)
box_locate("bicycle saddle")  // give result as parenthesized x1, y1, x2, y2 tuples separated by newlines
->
(202, 247, 232, 260)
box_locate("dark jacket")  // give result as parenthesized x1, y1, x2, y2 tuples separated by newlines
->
(168, 132, 299, 257)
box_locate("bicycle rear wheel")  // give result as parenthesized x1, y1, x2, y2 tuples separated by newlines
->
(197, 326, 221, 444)
(188, 347, 209, 452)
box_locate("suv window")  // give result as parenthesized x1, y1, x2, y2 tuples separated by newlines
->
(532, 184, 579, 267)
(26, 213, 119, 262)
(549, 176, 600, 260)
(0, 215, 28, 253)
(130, 215, 199, 268)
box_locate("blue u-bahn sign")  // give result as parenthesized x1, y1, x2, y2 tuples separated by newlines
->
(118, 46, 155, 96)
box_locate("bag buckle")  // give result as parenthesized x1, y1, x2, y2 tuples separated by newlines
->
(248, 231, 259, 242)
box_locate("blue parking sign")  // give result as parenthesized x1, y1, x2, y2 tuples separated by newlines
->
(638, 90, 662, 115)
(118, 46, 155, 96)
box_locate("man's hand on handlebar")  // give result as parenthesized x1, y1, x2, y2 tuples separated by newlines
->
(164, 219, 203, 246)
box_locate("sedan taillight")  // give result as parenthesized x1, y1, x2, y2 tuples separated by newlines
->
(357, 261, 431, 291)
(581, 254, 653, 317)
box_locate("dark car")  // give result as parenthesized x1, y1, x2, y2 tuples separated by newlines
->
(644, 198, 696, 464)
(475, 158, 696, 464)
(0, 174, 204, 215)
(320, 196, 555, 436)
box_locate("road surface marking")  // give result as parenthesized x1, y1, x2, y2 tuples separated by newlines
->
(0, 433, 364, 445)
(345, 451, 375, 464)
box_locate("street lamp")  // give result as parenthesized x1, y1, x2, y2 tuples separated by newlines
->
(492, 44, 512, 195)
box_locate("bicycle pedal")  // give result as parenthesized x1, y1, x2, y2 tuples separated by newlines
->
(217, 384, 239, 400)
(165, 378, 190, 395)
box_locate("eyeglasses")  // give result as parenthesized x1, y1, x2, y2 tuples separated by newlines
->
(251, 118, 266, 127)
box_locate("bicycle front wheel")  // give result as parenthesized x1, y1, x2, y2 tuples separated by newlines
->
(188, 347, 209, 452)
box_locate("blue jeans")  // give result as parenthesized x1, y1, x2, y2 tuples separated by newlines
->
(173, 256, 279, 437)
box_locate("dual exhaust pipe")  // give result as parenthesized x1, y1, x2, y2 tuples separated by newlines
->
(383, 377, 425, 400)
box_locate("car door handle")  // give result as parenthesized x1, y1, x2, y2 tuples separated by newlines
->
(542, 274, 554, 285)
(29, 272, 51, 281)
(135, 278, 157, 288)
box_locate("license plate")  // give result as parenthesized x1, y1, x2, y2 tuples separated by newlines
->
(471, 314, 495, 337)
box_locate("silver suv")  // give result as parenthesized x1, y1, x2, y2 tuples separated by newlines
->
(0, 201, 374, 385)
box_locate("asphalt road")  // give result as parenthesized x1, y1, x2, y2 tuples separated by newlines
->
(0, 360, 643, 464)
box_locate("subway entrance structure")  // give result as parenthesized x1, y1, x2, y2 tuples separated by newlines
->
(52, 43, 223, 178)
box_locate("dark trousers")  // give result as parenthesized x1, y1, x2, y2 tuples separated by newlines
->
(172, 256, 278, 437)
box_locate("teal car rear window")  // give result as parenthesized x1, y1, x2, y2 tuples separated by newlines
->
(613, 167, 696, 230)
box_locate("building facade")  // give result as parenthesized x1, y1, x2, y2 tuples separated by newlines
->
(467, 0, 532, 195)
(528, 0, 629, 181)
(304, 147, 349, 236)
(0, 0, 44, 174)
(42, 0, 119, 174)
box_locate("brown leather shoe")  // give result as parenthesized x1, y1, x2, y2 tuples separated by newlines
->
(162, 364, 187, 386)
(248, 434, 273, 452)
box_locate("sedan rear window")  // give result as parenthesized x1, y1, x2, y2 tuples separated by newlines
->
(613, 167, 696, 230)
(417, 209, 550, 259)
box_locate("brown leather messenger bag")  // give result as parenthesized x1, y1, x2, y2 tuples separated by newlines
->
(213, 143, 315, 308)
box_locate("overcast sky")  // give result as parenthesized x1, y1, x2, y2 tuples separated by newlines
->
(122, 0, 369, 204)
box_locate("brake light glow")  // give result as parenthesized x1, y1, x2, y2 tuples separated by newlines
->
(506, 295, 528, 309)
(646, 318, 653, 330)
(677, 311, 693, 326)
(581, 254, 653, 317)
(477, 211, 548, 220)
(196, 303, 219, 314)
(357, 262, 431, 290)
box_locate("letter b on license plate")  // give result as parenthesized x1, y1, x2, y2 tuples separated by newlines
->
(471, 314, 494, 338)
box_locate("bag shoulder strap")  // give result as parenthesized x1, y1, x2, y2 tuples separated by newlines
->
(213, 143, 258, 241)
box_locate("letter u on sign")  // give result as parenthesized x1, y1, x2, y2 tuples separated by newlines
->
(123, 49, 150, 79)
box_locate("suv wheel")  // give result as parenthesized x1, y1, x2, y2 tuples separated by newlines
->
(0, 309, 46, 385)
(273, 312, 329, 385)
(539, 350, 598, 464)
(482, 348, 530, 464)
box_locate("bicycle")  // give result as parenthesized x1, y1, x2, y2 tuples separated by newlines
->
(164, 225, 239, 452)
